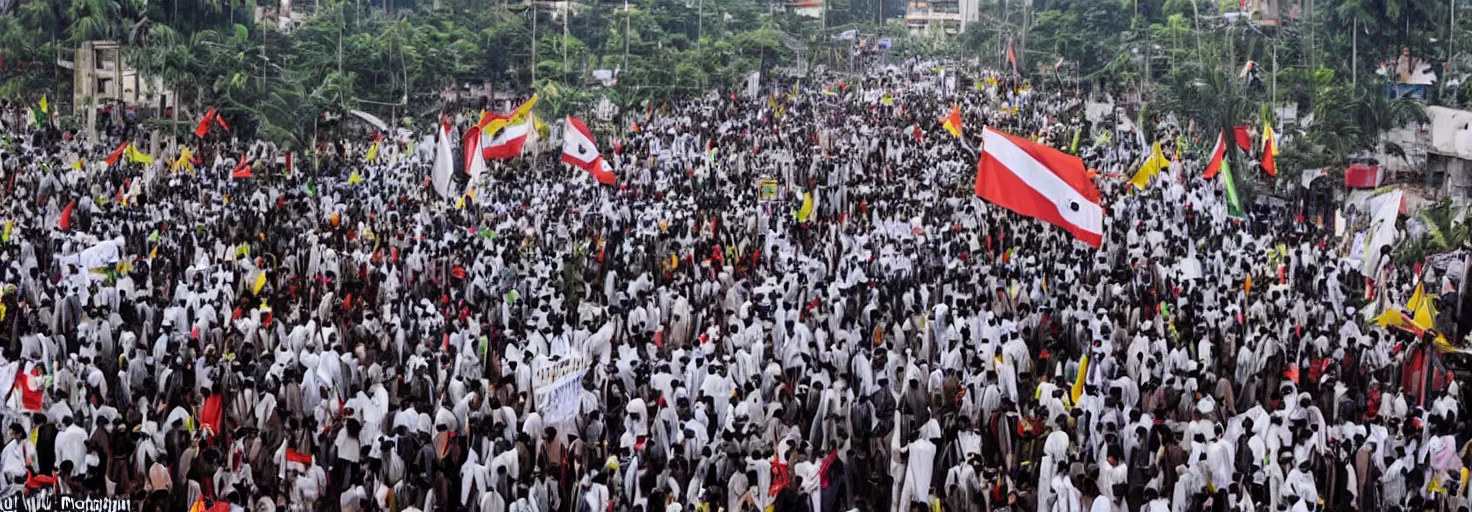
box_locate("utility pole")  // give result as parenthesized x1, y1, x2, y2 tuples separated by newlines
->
(1271, 29, 1278, 113)
(1450, 0, 1457, 81)
(538, 0, 544, 83)
(563, 0, 570, 80)
(623, 0, 630, 72)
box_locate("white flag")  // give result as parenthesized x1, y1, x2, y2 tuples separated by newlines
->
(432, 124, 455, 199)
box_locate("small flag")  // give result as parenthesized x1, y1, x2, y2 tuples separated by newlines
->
(348, 171, 363, 185)
(253, 271, 268, 295)
(1203, 130, 1228, 179)
(1221, 156, 1245, 218)
(38, 95, 48, 114)
(941, 106, 962, 138)
(59, 199, 76, 230)
(797, 191, 815, 222)
(231, 154, 252, 179)
(1233, 125, 1252, 151)
(125, 144, 153, 165)
(1070, 353, 1089, 403)
(1007, 45, 1018, 74)
(1261, 123, 1279, 177)
(172, 147, 196, 173)
(365, 141, 380, 162)
(1128, 141, 1170, 189)
(195, 108, 218, 138)
(105, 142, 129, 167)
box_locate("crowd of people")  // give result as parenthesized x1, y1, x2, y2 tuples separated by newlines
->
(0, 60, 1465, 512)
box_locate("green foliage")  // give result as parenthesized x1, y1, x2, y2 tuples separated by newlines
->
(1398, 200, 1470, 264)
(1, 0, 859, 147)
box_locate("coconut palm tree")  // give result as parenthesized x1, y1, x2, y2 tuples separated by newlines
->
(66, 0, 121, 42)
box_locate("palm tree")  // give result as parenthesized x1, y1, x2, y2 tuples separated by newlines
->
(66, 0, 121, 43)
(1331, 0, 1376, 86)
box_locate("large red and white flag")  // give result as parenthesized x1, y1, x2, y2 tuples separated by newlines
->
(562, 116, 616, 185)
(483, 118, 531, 160)
(1203, 130, 1227, 179)
(975, 126, 1104, 247)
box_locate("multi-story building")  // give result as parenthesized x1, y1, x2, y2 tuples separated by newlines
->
(906, 0, 977, 37)
(72, 41, 173, 113)
(72, 41, 175, 139)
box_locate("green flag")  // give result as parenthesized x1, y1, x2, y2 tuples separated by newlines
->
(1221, 157, 1245, 218)
(1069, 127, 1082, 155)
(304, 179, 317, 198)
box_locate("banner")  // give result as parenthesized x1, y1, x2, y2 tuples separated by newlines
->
(532, 354, 589, 424)
(746, 71, 761, 99)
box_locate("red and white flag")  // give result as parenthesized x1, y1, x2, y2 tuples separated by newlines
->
(975, 126, 1103, 248)
(1203, 130, 1227, 179)
(483, 118, 532, 160)
(562, 116, 616, 185)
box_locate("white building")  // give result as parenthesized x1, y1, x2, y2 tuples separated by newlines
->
(906, 0, 978, 37)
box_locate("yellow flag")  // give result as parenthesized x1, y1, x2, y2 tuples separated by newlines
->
(512, 94, 539, 119)
(1407, 282, 1428, 312)
(39, 95, 48, 114)
(796, 192, 814, 222)
(172, 147, 196, 173)
(365, 141, 380, 162)
(1070, 353, 1089, 404)
(532, 113, 548, 137)
(348, 171, 363, 185)
(125, 144, 154, 165)
(252, 271, 267, 295)
(1127, 141, 1169, 190)
(72, 159, 83, 170)
(1263, 123, 1280, 156)
(1409, 283, 1438, 331)
(2, 220, 11, 243)
(149, 247, 158, 260)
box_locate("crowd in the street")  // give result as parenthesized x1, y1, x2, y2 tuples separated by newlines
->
(0, 61, 1466, 512)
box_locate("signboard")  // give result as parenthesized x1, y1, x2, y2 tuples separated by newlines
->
(532, 354, 589, 424)
(759, 179, 779, 201)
